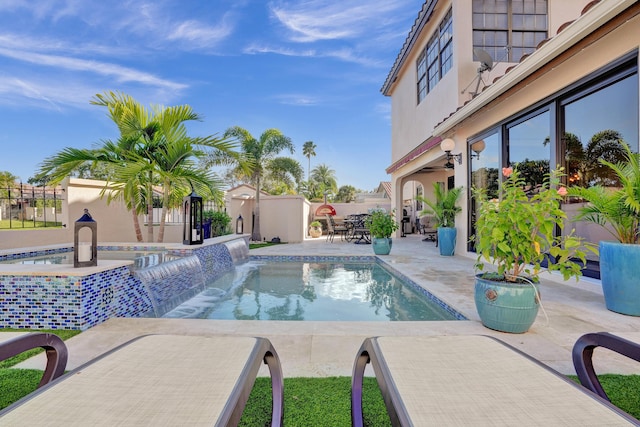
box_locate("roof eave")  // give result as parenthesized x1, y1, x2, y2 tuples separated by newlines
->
(381, 1, 438, 96)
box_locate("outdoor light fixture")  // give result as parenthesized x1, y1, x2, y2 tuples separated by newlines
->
(74, 208, 97, 268)
(471, 140, 486, 160)
(236, 215, 244, 234)
(183, 189, 203, 245)
(440, 138, 462, 168)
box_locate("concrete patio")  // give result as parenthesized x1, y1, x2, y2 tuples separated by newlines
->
(17, 234, 640, 377)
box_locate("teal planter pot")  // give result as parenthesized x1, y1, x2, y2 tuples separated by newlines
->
(600, 241, 640, 316)
(474, 274, 539, 333)
(372, 237, 392, 255)
(437, 227, 456, 256)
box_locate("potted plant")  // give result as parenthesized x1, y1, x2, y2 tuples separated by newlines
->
(418, 183, 463, 256)
(473, 166, 592, 333)
(568, 143, 640, 315)
(309, 220, 323, 238)
(365, 209, 399, 255)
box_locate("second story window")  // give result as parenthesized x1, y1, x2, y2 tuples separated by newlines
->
(473, 0, 547, 63)
(417, 9, 453, 104)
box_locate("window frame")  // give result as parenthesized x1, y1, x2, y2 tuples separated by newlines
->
(472, 0, 548, 63)
(416, 8, 453, 104)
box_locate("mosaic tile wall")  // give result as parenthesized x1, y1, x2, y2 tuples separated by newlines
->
(192, 243, 235, 282)
(0, 265, 142, 330)
(0, 241, 242, 330)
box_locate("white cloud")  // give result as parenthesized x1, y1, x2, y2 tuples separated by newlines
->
(166, 14, 235, 49)
(275, 94, 320, 106)
(244, 43, 382, 67)
(269, 0, 411, 43)
(0, 47, 186, 91)
(244, 44, 317, 57)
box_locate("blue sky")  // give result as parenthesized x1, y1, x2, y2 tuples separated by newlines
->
(0, 0, 420, 191)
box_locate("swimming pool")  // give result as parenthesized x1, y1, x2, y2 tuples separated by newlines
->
(164, 260, 464, 321)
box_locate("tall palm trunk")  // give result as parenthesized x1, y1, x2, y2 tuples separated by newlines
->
(252, 176, 262, 242)
(130, 195, 143, 242)
(146, 175, 154, 242)
(158, 180, 170, 243)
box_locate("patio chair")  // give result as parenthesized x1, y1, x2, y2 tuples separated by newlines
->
(0, 335, 284, 427)
(573, 332, 640, 401)
(0, 332, 68, 388)
(418, 215, 437, 244)
(326, 214, 348, 242)
(351, 335, 637, 426)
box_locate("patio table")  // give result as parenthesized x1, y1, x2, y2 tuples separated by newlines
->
(344, 215, 370, 244)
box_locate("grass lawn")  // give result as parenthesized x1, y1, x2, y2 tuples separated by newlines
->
(249, 242, 282, 250)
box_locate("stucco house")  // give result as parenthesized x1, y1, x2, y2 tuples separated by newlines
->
(385, 0, 639, 278)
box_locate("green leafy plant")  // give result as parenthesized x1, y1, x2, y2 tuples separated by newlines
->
(568, 143, 640, 244)
(473, 167, 592, 282)
(417, 184, 463, 228)
(309, 221, 322, 228)
(204, 210, 232, 236)
(366, 210, 399, 239)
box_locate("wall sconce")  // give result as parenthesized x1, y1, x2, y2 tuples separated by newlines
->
(440, 138, 462, 169)
(471, 140, 486, 159)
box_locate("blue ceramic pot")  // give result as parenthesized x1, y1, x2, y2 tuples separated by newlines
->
(474, 274, 539, 333)
(372, 237, 392, 255)
(437, 227, 456, 256)
(600, 241, 640, 316)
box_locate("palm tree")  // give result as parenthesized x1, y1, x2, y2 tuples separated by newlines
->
(92, 92, 236, 242)
(302, 141, 316, 181)
(310, 163, 338, 201)
(263, 157, 304, 195)
(38, 91, 236, 243)
(335, 185, 357, 203)
(206, 126, 295, 242)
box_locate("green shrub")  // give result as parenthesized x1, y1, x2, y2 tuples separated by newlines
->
(204, 210, 232, 236)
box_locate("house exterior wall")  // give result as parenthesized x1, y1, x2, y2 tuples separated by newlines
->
(0, 178, 184, 250)
(386, 0, 639, 256)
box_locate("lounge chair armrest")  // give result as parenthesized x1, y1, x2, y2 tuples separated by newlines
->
(263, 348, 284, 427)
(572, 332, 640, 400)
(0, 333, 68, 387)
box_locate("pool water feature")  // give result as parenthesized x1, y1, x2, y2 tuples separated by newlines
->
(136, 255, 206, 317)
(164, 260, 464, 321)
(0, 238, 250, 329)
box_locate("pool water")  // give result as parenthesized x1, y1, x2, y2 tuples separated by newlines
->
(163, 260, 461, 321)
(2, 250, 182, 270)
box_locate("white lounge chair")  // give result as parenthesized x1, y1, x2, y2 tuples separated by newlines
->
(352, 335, 637, 426)
(1, 335, 284, 426)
